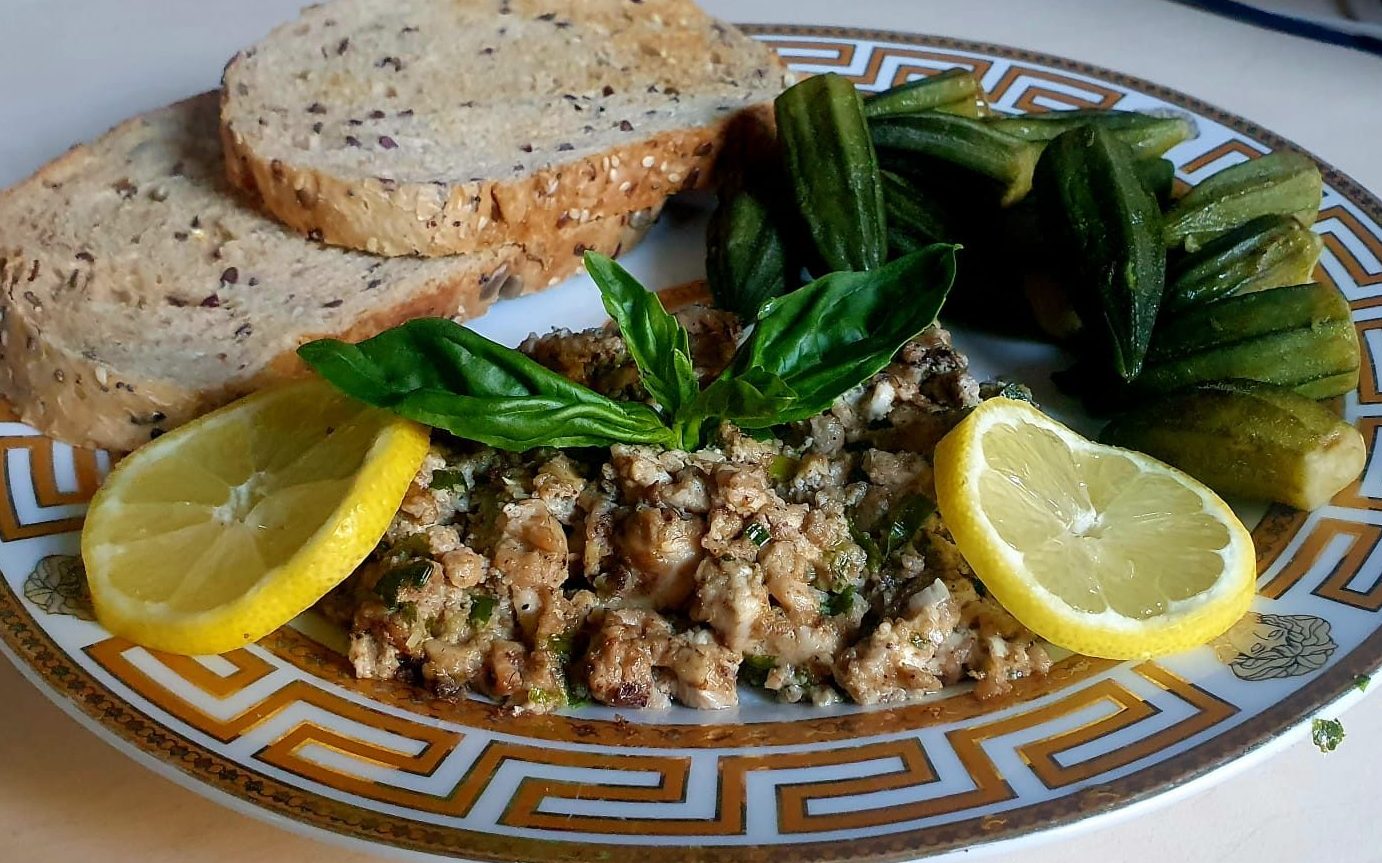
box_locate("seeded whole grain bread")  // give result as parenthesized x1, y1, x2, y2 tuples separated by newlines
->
(220, 0, 790, 256)
(0, 94, 659, 452)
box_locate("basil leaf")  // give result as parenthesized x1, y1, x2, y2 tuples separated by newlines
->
(585, 252, 699, 421)
(692, 368, 797, 431)
(299, 318, 675, 450)
(722, 244, 959, 426)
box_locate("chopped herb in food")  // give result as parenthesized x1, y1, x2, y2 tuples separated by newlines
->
(373, 560, 433, 610)
(822, 585, 856, 616)
(882, 494, 936, 558)
(545, 631, 577, 662)
(849, 519, 883, 575)
(745, 522, 771, 547)
(768, 454, 798, 482)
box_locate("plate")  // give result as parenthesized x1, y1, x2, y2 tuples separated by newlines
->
(3, 25, 1382, 863)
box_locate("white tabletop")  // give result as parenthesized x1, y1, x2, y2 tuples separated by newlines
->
(2, 1, 1380, 861)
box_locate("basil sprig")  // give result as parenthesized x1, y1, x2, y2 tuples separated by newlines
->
(299, 245, 957, 451)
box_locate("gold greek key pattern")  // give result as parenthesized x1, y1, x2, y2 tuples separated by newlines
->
(0, 434, 101, 541)
(80, 638, 1233, 839)
(1, 27, 1381, 863)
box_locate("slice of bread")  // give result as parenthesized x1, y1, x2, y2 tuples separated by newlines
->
(0, 94, 658, 452)
(220, 0, 789, 256)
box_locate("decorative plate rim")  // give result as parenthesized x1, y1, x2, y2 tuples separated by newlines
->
(2, 23, 1380, 863)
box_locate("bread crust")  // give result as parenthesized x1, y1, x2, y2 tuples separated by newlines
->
(221, 105, 767, 257)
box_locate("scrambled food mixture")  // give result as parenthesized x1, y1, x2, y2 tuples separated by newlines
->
(320, 307, 1051, 712)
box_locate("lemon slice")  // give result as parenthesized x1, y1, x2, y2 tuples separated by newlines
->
(82, 379, 428, 655)
(934, 397, 1255, 659)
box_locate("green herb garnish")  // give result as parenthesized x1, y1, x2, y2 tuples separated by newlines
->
(373, 560, 434, 610)
(1311, 717, 1345, 753)
(1355, 674, 1371, 693)
(588, 252, 699, 424)
(299, 247, 957, 452)
(297, 317, 674, 451)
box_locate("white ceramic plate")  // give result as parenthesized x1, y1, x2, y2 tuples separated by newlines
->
(3, 22, 1382, 863)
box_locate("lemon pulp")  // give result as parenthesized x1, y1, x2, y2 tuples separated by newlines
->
(935, 398, 1255, 659)
(82, 379, 428, 655)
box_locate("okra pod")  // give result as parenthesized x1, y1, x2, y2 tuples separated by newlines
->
(1164, 214, 1324, 312)
(1136, 282, 1359, 399)
(864, 68, 985, 120)
(706, 184, 797, 319)
(1103, 380, 1365, 510)
(776, 73, 888, 272)
(871, 113, 1043, 206)
(988, 109, 1196, 160)
(1033, 125, 1165, 380)
(1163, 151, 1322, 250)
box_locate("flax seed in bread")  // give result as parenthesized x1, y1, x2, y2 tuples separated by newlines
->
(220, 0, 790, 256)
(0, 94, 658, 451)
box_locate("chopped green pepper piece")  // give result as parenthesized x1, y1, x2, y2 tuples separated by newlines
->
(468, 594, 497, 626)
(429, 468, 467, 491)
(740, 654, 777, 688)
